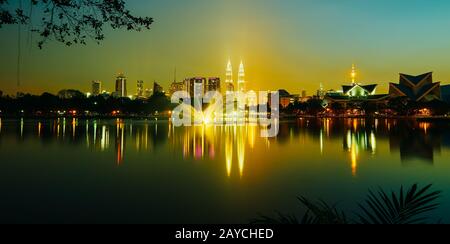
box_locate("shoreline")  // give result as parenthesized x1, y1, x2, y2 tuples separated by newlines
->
(0, 115, 449, 122)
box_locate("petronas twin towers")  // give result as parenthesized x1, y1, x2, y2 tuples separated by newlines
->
(225, 60, 246, 93)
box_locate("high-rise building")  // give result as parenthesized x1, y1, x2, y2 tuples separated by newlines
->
(317, 82, 325, 98)
(92, 80, 102, 96)
(153, 82, 164, 95)
(302, 90, 307, 98)
(137, 80, 144, 98)
(225, 60, 234, 93)
(169, 81, 186, 97)
(185, 77, 206, 98)
(115, 73, 127, 97)
(207, 77, 221, 92)
(238, 61, 245, 93)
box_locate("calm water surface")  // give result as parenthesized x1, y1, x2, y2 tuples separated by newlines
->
(0, 118, 449, 223)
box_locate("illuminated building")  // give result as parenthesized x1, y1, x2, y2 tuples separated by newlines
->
(316, 83, 326, 99)
(389, 72, 442, 102)
(185, 77, 206, 98)
(115, 73, 127, 98)
(225, 60, 234, 93)
(91, 80, 102, 96)
(169, 81, 186, 97)
(238, 61, 245, 93)
(137, 80, 144, 98)
(178, 77, 219, 97)
(325, 65, 389, 107)
(342, 84, 378, 98)
(207, 77, 221, 92)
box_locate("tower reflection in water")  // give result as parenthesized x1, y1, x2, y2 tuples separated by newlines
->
(342, 119, 377, 176)
(116, 119, 125, 165)
(1, 118, 449, 177)
(169, 123, 257, 178)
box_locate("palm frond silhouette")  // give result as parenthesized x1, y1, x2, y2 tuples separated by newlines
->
(252, 184, 441, 225)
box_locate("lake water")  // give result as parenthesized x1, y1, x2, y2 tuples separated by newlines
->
(0, 118, 449, 224)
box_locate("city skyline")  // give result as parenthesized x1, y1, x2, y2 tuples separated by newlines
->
(2, 0, 450, 95)
(1, 0, 450, 227)
(1, 62, 447, 98)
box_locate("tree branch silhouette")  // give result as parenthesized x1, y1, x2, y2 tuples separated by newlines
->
(0, 0, 153, 48)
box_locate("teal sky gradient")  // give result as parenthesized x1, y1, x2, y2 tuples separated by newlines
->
(1, 0, 450, 95)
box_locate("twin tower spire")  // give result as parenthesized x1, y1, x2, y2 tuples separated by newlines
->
(226, 60, 245, 93)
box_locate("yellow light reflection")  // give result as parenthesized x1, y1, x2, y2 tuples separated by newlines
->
(72, 118, 76, 139)
(419, 122, 430, 134)
(101, 125, 109, 151)
(20, 118, 24, 138)
(320, 129, 324, 155)
(144, 123, 149, 150)
(183, 128, 190, 158)
(346, 130, 359, 177)
(168, 123, 252, 179)
(116, 120, 125, 165)
(38, 122, 42, 137)
(237, 127, 246, 178)
(248, 125, 256, 149)
(346, 130, 352, 150)
(56, 120, 60, 139)
(371, 131, 376, 155)
(93, 120, 97, 145)
(62, 118, 66, 138)
(225, 127, 233, 177)
(353, 119, 358, 131)
(351, 142, 358, 177)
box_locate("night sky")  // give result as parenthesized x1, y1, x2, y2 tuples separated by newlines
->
(1, 0, 450, 95)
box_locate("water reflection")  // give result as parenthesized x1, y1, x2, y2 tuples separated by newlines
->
(0, 118, 449, 176)
(168, 124, 250, 178)
(343, 120, 377, 176)
(116, 119, 125, 165)
(225, 126, 233, 177)
(389, 120, 443, 164)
